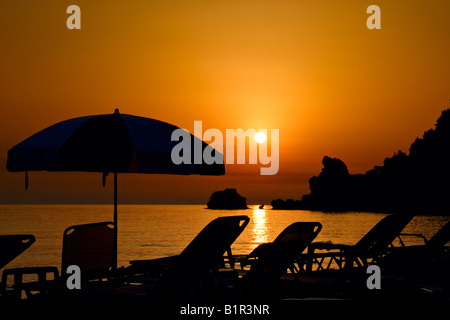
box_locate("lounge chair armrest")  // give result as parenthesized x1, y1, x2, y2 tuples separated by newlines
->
(231, 254, 248, 260)
(308, 241, 352, 251)
(399, 233, 428, 245)
(227, 244, 276, 270)
(2, 266, 59, 289)
(126, 256, 179, 277)
(229, 254, 251, 269)
(130, 256, 177, 268)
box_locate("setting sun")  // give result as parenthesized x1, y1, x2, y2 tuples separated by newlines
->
(255, 131, 266, 144)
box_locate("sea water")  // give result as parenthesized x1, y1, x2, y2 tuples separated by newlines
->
(0, 204, 448, 272)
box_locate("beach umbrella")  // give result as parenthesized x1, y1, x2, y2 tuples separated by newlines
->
(6, 109, 225, 269)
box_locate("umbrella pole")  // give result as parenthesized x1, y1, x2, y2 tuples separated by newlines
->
(113, 172, 118, 270)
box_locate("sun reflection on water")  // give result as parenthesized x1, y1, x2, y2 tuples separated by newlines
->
(250, 207, 270, 250)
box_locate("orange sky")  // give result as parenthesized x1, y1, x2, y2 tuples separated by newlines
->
(1, 1, 449, 204)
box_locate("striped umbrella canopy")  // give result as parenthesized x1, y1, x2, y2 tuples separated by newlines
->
(7, 109, 225, 268)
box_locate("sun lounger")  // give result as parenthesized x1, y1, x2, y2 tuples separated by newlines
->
(234, 222, 322, 281)
(0, 235, 35, 298)
(0, 235, 35, 270)
(301, 214, 414, 272)
(401, 219, 450, 252)
(380, 219, 450, 271)
(126, 215, 250, 299)
(220, 222, 322, 299)
(1, 222, 115, 299)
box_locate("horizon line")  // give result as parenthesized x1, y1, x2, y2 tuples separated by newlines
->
(0, 202, 268, 206)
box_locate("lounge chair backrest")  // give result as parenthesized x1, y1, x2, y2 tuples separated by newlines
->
(354, 214, 413, 256)
(179, 215, 249, 266)
(247, 222, 322, 279)
(273, 222, 322, 267)
(153, 216, 248, 298)
(62, 221, 115, 279)
(427, 220, 450, 250)
(0, 235, 35, 270)
(273, 222, 322, 244)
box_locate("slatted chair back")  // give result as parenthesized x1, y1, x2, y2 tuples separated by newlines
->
(0, 235, 35, 270)
(62, 221, 115, 280)
(247, 222, 322, 280)
(427, 220, 450, 251)
(354, 214, 413, 260)
(177, 216, 249, 276)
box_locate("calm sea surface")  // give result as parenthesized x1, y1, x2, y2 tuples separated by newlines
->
(1, 204, 449, 273)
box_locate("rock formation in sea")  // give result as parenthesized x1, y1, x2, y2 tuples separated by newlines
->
(207, 188, 248, 209)
(272, 108, 450, 215)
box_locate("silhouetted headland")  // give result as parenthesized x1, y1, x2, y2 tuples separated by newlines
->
(207, 188, 248, 209)
(272, 108, 450, 215)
